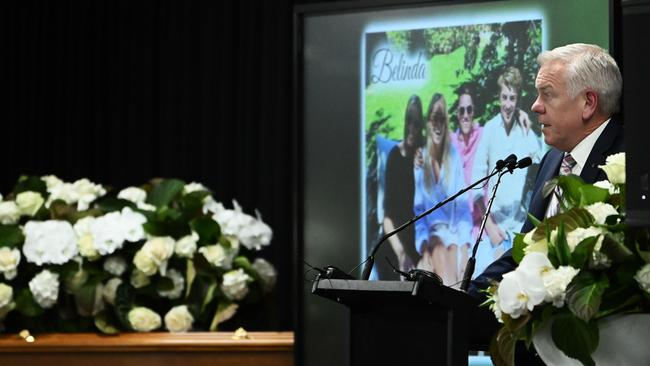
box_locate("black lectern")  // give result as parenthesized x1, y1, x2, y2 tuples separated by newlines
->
(312, 277, 497, 366)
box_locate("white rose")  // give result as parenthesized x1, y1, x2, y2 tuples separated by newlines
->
(133, 249, 158, 276)
(183, 182, 208, 195)
(252, 258, 277, 293)
(634, 263, 650, 293)
(23, 220, 78, 265)
(130, 269, 151, 288)
(222, 268, 251, 301)
(134, 237, 175, 276)
(102, 278, 122, 305)
(157, 269, 185, 300)
(72, 178, 106, 211)
(565, 227, 604, 252)
(0, 201, 20, 225)
(0, 283, 13, 308)
(0, 247, 21, 280)
(585, 202, 619, 225)
(542, 266, 580, 307)
(164, 305, 194, 333)
(598, 152, 625, 184)
(128, 307, 161, 332)
(593, 180, 619, 195)
(29, 269, 60, 309)
(15, 191, 44, 216)
(174, 232, 199, 259)
(198, 244, 229, 268)
(103, 256, 127, 276)
(118, 187, 147, 204)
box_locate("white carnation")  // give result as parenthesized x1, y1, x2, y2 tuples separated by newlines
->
(128, 307, 161, 332)
(0, 201, 20, 225)
(0, 283, 13, 308)
(585, 202, 619, 225)
(174, 232, 198, 258)
(252, 258, 277, 292)
(542, 266, 580, 307)
(0, 247, 21, 280)
(183, 182, 208, 195)
(164, 305, 194, 333)
(29, 269, 60, 309)
(158, 269, 185, 300)
(222, 268, 251, 301)
(598, 152, 625, 184)
(102, 278, 122, 305)
(634, 263, 650, 293)
(23, 220, 78, 265)
(15, 191, 44, 216)
(238, 214, 273, 251)
(208, 200, 272, 250)
(103, 256, 127, 276)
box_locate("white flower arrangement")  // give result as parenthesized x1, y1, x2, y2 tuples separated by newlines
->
(486, 153, 650, 366)
(0, 176, 277, 334)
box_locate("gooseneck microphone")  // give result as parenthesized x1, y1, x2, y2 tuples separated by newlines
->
(360, 154, 518, 281)
(459, 156, 532, 291)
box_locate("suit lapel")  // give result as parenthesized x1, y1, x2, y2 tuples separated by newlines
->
(528, 149, 563, 223)
(580, 118, 622, 184)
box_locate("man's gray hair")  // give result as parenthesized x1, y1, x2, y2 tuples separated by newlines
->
(537, 43, 622, 115)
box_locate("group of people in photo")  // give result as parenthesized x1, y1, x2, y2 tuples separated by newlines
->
(382, 66, 543, 285)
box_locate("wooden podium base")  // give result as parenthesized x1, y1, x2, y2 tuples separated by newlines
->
(0, 331, 294, 366)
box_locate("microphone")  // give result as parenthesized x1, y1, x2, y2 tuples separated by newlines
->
(360, 153, 518, 281)
(460, 156, 533, 291)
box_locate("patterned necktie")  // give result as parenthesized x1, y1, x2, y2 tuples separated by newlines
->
(548, 153, 577, 217)
(559, 153, 577, 176)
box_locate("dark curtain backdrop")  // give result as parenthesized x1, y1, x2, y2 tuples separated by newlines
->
(2, 0, 295, 330)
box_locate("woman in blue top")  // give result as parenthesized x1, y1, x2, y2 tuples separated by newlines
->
(414, 93, 472, 286)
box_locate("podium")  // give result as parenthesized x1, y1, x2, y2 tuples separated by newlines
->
(312, 277, 497, 366)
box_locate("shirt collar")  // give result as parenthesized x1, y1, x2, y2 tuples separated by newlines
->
(569, 118, 610, 174)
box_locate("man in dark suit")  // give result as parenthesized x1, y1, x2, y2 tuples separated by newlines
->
(469, 43, 624, 364)
(470, 43, 624, 298)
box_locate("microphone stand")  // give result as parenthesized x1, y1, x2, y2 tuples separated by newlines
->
(459, 164, 514, 292)
(360, 166, 504, 281)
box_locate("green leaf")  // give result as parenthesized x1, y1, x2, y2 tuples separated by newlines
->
(551, 313, 598, 366)
(13, 176, 47, 196)
(570, 237, 598, 268)
(186, 275, 218, 316)
(94, 310, 120, 334)
(155, 276, 174, 292)
(0, 225, 25, 248)
(526, 213, 542, 228)
(233, 256, 252, 271)
(578, 184, 609, 207)
(512, 233, 526, 264)
(600, 233, 634, 263)
(566, 272, 609, 322)
(14, 289, 45, 317)
(146, 179, 185, 208)
(74, 278, 101, 317)
(94, 197, 135, 213)
(554, 223, 571, 266)
(633, 228, 650, 262)
(532, 207, 593, 242)
(114, 283, 136, 330)
(489, 326, 518, 366)
(191, 217, 221, 245)
(542, 178, 559, 201)
(557, 174, 587, 207)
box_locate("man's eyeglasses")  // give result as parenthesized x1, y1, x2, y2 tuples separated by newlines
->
(458, 105, 473, 116)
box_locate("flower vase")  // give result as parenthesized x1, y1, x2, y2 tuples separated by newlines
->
(532, 314, 650, 366)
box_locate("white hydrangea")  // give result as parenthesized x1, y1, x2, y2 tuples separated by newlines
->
(0, 247, 21, 280)
(103, 256, 127, 276)
(157, 269, 185, 300)
(598, 152, 625, 184)
(133, 237, 175, 276)
(222, 268, 251, 301)
(593, 180, 619, 195)
(585, 202, 619, 225)
(206, 200, 272, 251)
(23, 220, 78, 265)
(0, 283, 13, 308)
(29, 269, 60, 309)
(565, 227, 604, 252)
(164, 305, 194, 333)
(118, 187, 155, 211)
(542, 266, 580, 307)
(89, 212, 127, 255)
(102, 278, 122, 305)
(634, 263, 650, 293)
(128, 307, 161, 332)
(183, 182, 208, 195)
(174, 232, 199, 259)
(15, 191, 44, 216)
(0, 201, 20, 225)
(252, 258, 277, 293)
(120, 207, 147, 242)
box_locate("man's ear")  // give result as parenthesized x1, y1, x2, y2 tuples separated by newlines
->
(582, 90, 598, 120)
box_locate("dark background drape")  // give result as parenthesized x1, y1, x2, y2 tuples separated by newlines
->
(1, 0, 311, 330)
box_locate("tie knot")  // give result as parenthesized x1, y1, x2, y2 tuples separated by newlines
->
(560, 153, 576, 176)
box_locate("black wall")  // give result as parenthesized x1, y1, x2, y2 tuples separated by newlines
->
(2, 0, 295, 330)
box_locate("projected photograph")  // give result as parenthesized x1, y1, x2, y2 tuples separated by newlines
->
(365, 19, 546, 284)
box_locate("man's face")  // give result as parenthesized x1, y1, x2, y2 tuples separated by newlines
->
(499, 85, 518, 125)
(457, 94, 474, 136)
(531, 61, 585, 152)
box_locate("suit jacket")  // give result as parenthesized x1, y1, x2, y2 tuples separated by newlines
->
(469, 117, 625, 299)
